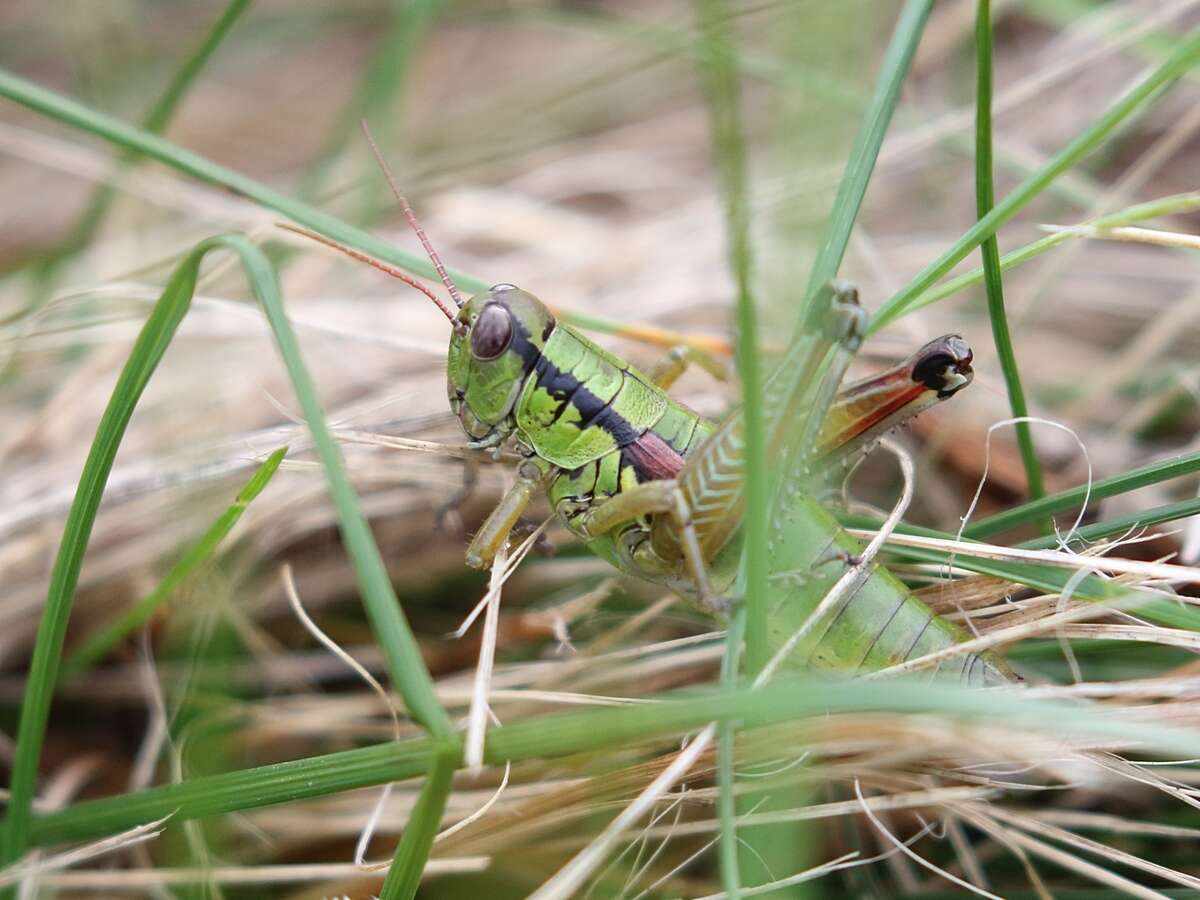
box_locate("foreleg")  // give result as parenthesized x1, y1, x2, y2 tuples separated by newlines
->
(465, 460, 545, 569)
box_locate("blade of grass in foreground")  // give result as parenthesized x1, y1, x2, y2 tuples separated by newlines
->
(870, 28, 1200, 333)
(975, 0, 1046, 516)
(0, 236, 455, 891)
(694, 0, 766, 675)
(60, 446, 287, 678)
(380, 748, 457, 900)
(27, 675, 1200, 848)
(717, 609, 746, 898)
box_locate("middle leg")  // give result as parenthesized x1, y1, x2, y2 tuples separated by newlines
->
(573, 479, 718, 611)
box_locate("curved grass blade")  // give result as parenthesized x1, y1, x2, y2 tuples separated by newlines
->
(0, 236, 455, 881)
(869, 29, 1200, 333)
(27, 675, 1200, 849)
(60, 446, 287, 678)
(975, 0, 1045, 515)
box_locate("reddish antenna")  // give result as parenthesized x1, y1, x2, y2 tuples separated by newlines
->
(277, 222, 458, 322)
(359, 121, 465, 309)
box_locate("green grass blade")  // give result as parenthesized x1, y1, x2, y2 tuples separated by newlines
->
(227, 237, 453, 738)
(1018, 495, 1200, 552)
(717, 609, 745, 898)
(0, 67, 488, 296)
(0, 248, 206, 876)
(893, 191, 1200, 319)
(694, 0, 767, 674)
(217, 237, 459, 889)
(869, 29, 1200, 333)
(379, 744, 457, 900)
(798, 0, 933, 331)
(965, 450, 1200, 539)
(0, 65, 655, 344)
(32, 738, 435, 846)
(29, 675, 1200, 848)
(975, 0, 1046, 515)
(33, 0, 252, 276)
(60, 446, 287, 678)
(0, 236, 455, 878)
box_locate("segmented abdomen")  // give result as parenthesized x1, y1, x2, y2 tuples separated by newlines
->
(767, 491, 1012, 685)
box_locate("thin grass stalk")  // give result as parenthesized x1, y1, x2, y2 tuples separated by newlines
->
(33, 0, 252, 279)
(869, 28, 1200, 333)
(884, 540, 1200, 632)
(848, 488, 1200, 562)
(797, 0, 933, 332)
(0, 236, 455, 881)
(28, 675, 1200, 849)
(61, 446, 287, 678)
(693, 0, 767, 674)
(835, 510, 1200, 632)
(975, 0, 1047, 520)
(717, 609, 745, 897)
(894, 190, 1200, 320)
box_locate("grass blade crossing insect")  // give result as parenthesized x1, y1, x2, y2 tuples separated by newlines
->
(284, 160, 1012, 686)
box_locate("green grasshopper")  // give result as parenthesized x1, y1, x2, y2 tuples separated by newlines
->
(287, 190, 1011, 686)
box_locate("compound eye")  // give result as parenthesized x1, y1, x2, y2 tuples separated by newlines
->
(470, 303, 513, 360)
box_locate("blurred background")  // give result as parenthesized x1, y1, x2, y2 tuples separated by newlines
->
(2, 0, 1200, 896)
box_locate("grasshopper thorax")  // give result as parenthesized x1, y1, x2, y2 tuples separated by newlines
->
(447, 284, 556, 445)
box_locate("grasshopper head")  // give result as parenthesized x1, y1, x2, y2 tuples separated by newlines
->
(447, 284, 556, 443)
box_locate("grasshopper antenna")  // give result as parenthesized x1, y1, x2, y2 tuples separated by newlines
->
(277, 222, 459, 322)
(360, 120, 465, 309)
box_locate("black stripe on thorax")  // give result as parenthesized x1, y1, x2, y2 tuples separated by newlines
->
(507, 311, 641, 447)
